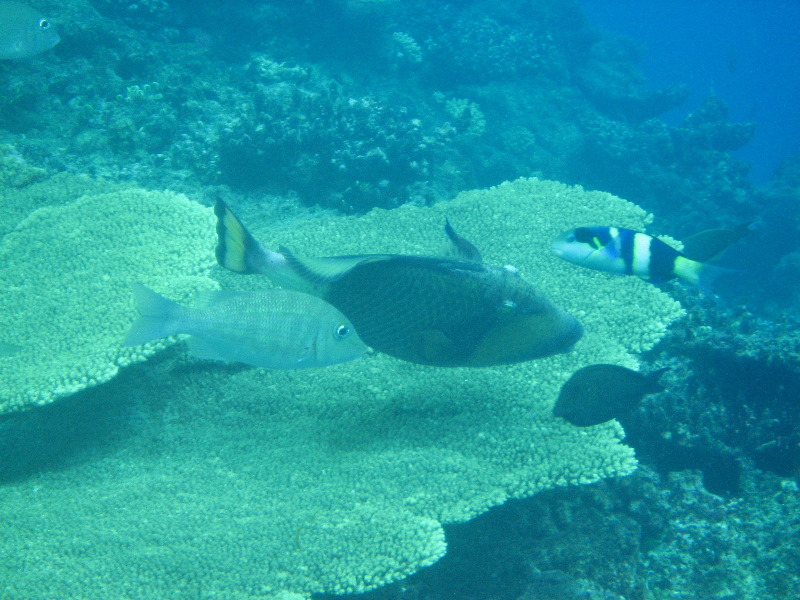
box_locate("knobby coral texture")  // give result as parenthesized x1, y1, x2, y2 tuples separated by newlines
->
(0, 179, 217, 413)
(0, 176, 683, 598)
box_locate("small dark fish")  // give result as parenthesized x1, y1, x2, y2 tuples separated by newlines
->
(551, 225, 746, 289)
(553, 364, 666, 427)
(214, 200, 583, 367)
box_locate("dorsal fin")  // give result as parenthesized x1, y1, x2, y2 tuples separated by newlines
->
(681, 221, 755, 262)
(443, 219, 483, 262)
(279, 246, 389, 289)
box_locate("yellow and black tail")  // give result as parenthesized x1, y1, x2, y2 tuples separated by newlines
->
(214, 199, 264, 274)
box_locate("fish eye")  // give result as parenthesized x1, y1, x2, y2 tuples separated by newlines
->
(39, 18, 51, 30)
(334, 324, 350, 339)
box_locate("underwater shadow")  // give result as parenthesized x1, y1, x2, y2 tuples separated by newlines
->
(0, 379, 139, 484)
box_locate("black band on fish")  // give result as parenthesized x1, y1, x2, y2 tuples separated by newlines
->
(619, 228, 635, 276)
(648, 238, 679, 282)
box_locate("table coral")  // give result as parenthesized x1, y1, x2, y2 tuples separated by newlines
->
(0, 177, 684, 599)
(0, 187, 218, 413)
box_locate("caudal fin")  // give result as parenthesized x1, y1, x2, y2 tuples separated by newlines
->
(214, 199, 272, 274)
(123, 284, 182, 346)
(214, 198, 323, 292)
(674, 257, 736, 294)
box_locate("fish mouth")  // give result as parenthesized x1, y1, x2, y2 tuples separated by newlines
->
(557, 316, 584, 353)
(551, 241, 593, 262)
(529, 313, 584, 358)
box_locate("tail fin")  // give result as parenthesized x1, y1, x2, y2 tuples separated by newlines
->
(213, 198, 322, 292)
(214, 199, 274, 274)
(681, 221, 756, 263)
(674, 257, 736, 294)
(123, 284, 183, 346)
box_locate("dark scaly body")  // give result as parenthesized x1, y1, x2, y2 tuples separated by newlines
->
(319, 255, 578, 366)
(215, 200, 583, 367)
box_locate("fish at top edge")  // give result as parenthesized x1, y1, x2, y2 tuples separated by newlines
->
(550, 225, 748, 290)
(213, 199, 584, 367)
(0, 1, 60, 60)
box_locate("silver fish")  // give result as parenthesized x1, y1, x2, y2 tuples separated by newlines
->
(124, 284, 367, 369)
(0, 1, 59, 59)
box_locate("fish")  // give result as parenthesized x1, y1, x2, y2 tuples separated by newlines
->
(0, 1, 60, 59)
(214, 200, 583, 367)
(123, 284, 367, 369)
(0, 341, 22, 357)
(679, 221, 755, 263)
(550, 225, 746, 288)
(553, 364, 666, 427)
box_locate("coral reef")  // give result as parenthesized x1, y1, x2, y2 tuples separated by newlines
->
(329, 465, 800, 600)
(2, 0, 760, 224)
(0, 178, 217, 413)
(0, 176, 684, 598)
(641, 468, 800, 600)
(1, 2, 795, 599)
(624, 293, 800, 493)
(216, 60, 461, 212)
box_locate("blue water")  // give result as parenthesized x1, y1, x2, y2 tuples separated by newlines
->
(580, 0, 800, 183)
(2, 2, 800, 598)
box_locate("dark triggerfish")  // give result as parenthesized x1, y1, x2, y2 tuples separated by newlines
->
(553, 364, 666, 427)
(214, 200, 583, 367)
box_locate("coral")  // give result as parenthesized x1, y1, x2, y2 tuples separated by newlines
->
(0, 144, 47, 189)
(0, 183, 218, 414)
(619, 290, 800, 498)
(434, 93, 487, 138)
(0, 177, 683, 598)
(390, 31, 423, 65)
(576, 97, 758, 234)
(417, 0, 582, 85)
(642, 469, 800, 599)
(1, 0, 758, 223)
(0, 149, 134, 237)
(216, 63, 461, 212)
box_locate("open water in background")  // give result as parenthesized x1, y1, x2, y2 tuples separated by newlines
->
(580, 0, 800, 183)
